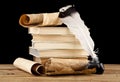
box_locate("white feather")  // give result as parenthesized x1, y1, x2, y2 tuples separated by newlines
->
(59, 5, 98, 61)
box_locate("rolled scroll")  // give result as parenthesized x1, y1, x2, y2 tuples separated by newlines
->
(13, 57, 45, 75)
(45, 58, 96, 75)
(19, 12, 62, 27)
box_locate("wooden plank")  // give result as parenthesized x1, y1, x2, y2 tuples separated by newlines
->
(104, 64, 120, 70)
(104, 64, 120, 74)
(0, 64, 32, 77)
(0, 64, 120, 82)
(0, 75, 120, 82)
(0, 64, 16, 69)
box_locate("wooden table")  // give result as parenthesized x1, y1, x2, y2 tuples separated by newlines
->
(0, 64, 120, 82)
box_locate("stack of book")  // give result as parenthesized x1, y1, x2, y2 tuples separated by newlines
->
(19, 12, 89, 65)
(28, 26, 89, 64)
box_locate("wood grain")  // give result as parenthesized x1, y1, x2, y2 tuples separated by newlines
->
(0, 64, 120, 82)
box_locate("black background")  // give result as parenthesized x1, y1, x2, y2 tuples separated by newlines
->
(0, 0, 119, 64)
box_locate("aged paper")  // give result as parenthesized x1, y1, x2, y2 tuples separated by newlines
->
(19, 12, 62, 27)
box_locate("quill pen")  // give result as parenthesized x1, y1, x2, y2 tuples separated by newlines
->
(59, 5, 99, 63)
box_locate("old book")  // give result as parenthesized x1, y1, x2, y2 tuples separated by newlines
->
(31, 41, 82, 50)
(31, 34, 79, 43)
(29, 47, 88, 65)
(31, 49, 89, 58)
(28, 27, 73, 35)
